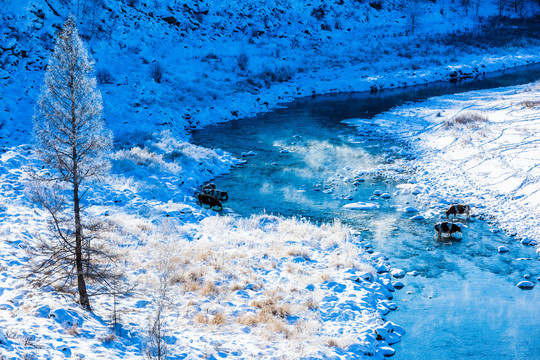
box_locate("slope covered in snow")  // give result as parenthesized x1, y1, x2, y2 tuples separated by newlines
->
(1, 0, 540, 359)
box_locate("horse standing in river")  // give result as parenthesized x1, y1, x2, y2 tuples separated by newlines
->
(434, 222, 462, 240)
(446, 204, 471, 220)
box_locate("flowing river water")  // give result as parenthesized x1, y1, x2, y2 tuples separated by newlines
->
(191, 66, 540, 359)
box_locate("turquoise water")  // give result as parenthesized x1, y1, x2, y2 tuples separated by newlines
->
(191, 65, 540, 359)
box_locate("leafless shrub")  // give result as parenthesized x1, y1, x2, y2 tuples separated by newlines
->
(150, 62, 164, 83)
(519, 100, 540, 108)
(251, 296, 291, 319)
(237, 53, 249, 71)
(96, 68, 113, 84)
(445, 112, 488, 128)
(311, 5, 326, 21)
(248, 66, 293, 88)
(144, 257, 170, 360)
(304, 298, 319, 310)
(100, 333, 116, 344)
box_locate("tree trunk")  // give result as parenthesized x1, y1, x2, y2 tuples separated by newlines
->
(70, 56, 91, 310)
(74, 179, 91, 310)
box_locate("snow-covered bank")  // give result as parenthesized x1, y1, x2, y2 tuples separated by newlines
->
(0, 134, 408, 358)
(347, 82, 540, 249)
(1, 0, 540, 358)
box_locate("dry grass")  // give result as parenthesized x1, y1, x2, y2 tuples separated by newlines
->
(199, 280, 218, 296)
(211, 311, 226, 325)
(319, 273, 332, 282)
(65, 324, 79, 336)
(129, 214, 376, 352)
(327, 339, 339, 347)
(99, 333, 116, 344)
(195, 311, 226, 326)
(285, 245, 310, 259)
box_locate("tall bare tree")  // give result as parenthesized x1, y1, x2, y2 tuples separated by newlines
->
(32, 16, 112, 311)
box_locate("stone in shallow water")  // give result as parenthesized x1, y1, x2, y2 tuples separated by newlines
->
(393, 281, 404, 290)
(405, 206, 418, 213)
(381, 193, 391, 199)
(241, 150, 257, 157)
(407, 270, 418, 276)
(410, 215, 425, 221)
(343, 202, 379, 210)
(498, 246, 510, 253)
(373, 190, 383, 196)
(516, 281, 535, 290)
(386, 332, 402, 345)
(378, 345, 396, 357)
(390, 268, 405, 278)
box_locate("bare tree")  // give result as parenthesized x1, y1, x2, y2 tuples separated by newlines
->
(31, 16, 113, 311)
(145, 256, 172, 360)
(494, 0, 507, 16)
(460, 0, 472, 15)
(403, 0, 421, 35)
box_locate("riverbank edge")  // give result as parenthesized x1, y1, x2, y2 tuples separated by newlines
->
(187, 52, 540, 249)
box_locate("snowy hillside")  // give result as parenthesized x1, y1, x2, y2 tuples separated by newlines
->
(1, 0, 540, 359)
(2, 0, 540, 144)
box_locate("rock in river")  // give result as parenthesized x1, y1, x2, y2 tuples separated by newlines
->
(498, 246, 510, 253)
(516, 281, 535, 290)
(343, 202, 379, 210)
(390, 268, 405, 278)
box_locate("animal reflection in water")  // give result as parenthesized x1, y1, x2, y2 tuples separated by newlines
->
(196, 183, 228, 211)
(434, 222, 462, 241)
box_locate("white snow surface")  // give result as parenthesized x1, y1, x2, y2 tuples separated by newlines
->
(0, 0, 540, 358)
(347, 83, 540, 245)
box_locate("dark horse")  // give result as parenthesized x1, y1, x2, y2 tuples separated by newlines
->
(197, 193, 222, 211)
(434, 222, 462, 240)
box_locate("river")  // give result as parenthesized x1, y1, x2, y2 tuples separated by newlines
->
(191, 65, 540, 359)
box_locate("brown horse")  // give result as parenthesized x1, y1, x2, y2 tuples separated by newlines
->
(446, 204, 470, 220)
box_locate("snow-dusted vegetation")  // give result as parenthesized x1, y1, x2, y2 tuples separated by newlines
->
(1, 0, 540, 359)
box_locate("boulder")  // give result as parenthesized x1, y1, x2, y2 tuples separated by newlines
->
(343, 202, 379, 210)
(516, 281, 535, 290)
(390, 268, 405, 278)
(498, 246, 510, 253)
